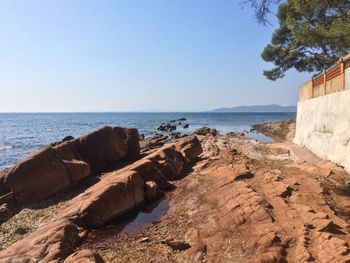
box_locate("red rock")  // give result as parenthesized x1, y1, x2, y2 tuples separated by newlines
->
(233, 164, 253, 181)
(64, 249, 105, 263)
(147, 146, 185, 180)
(145, 181, 160, 200)
(74, 170, 145, 228)
(2, 126, 142, 205)
(0, 203, 13, 222)
(175, 136, 203, 163)
(63, 160, 91, 182)
(5, 147, 75, 204)
(78, 126, 128, 172)
(123, 128, 141, 161)
(0, 219, 80, 262)
(126, 159, 170, 189)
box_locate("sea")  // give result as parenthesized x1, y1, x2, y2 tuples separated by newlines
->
(0, 112, 295, 170)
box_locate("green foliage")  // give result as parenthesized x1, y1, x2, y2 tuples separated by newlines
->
(262, 0, 350, 80)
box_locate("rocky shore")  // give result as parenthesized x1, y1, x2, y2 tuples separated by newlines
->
(1, 120, 350, 262)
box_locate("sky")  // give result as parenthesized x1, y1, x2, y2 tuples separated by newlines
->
(0, 0, 311, 112)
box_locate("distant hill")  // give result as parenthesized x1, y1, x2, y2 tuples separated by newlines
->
(212, 104, 296, 113)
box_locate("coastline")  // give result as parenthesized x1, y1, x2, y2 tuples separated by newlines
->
(1, 120, 350, 262)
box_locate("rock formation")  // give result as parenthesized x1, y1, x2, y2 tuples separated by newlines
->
(0, 134, 203, 262)
(0, 126, 141, 205)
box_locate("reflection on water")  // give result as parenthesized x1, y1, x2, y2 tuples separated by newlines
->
(82, 198, 169, 248)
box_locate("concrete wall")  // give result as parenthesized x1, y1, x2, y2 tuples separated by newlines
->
(294, 89, 350, 172)
(345, 67, 350, 90)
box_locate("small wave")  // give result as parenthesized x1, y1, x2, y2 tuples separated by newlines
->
(0, 145, 13, 151)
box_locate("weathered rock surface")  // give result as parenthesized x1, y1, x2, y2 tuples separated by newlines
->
(64, 249, 105, 263)
(58, 136, 202, 228)
(1, 126, 141, 205)
(123, 128, 140, 161)
(175, 135, 203, 163)
(140, 134, 169, 154)
(0, 219, 80, 262)
(70, 170, 145, 228)
(157, 123, 176, 132)
(193, 127, 218, 136)
(4, 147, 91, 204)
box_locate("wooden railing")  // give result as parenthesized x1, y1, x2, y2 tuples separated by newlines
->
(299, 56, 350, 101)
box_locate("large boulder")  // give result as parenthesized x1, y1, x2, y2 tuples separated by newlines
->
(4, 147, 90, 204)
(73, 170, 144, 228)
(0, 219, 80, 262)
(2, 126, 141, 205)
(78, 126, 128, 172)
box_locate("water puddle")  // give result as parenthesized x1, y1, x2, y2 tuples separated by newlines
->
(245, 131, 274, 143)
(82, 198, 169, 248)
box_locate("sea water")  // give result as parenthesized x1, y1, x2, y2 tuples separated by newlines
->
(0, 112, 295, 169)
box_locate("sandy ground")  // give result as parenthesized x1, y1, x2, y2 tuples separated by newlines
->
(2, 123, 350, 263)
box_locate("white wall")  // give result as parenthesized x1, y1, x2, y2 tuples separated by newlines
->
(294, 89, 350, 172)
(345, 67, 350, 90)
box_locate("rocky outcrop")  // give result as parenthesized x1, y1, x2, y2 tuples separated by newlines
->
(66, 170, 145, 228)
(157, 123, 176, 132)
(140, 134, 169, 154)
(58, 135, 202, 229)
(193, 127, 218, 136)
(175, 135, 202, 163)
(1, 126, 141, 205)
(0, 135, 203, 262)
(123, 128, 141, 161)
(64, 249, 105, 263)
(0, 219, 80, 263)
(4, 147, 91, 204)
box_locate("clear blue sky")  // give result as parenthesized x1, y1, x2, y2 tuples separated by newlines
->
(0, 0, 310, 112)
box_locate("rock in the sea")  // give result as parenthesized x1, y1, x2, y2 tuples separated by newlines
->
(193, 127, 218, 136)
(157, 123, 176, 132)
(0, 219, 81, 262)
(183, 123, 189, 129)
(145, 181, 160, 200)
(64, 249, 105, 263)
(62, 135, 74, 142)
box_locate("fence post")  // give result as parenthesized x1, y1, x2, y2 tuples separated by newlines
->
(340, 60, 345, 91)
(323, 70, 327, 95)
